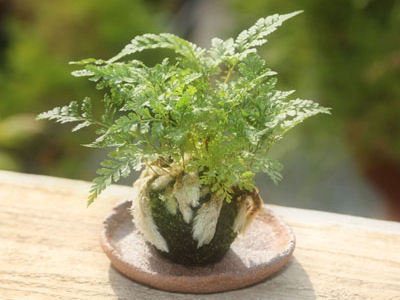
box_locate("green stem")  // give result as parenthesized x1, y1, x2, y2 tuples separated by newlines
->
(224, 62, 237, 84)
(143, 159, 159, 175)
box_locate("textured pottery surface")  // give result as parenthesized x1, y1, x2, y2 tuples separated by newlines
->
(100, 200, 296, 294)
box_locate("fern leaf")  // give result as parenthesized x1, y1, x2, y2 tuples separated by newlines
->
(258, 158, 283, 185)
(69, 58, 106, 65)
(72, 121, 91, 132)
(37, 98, 96, 132)
(87, 155, 133, 206)
(208, 38, 235, 66)
(108, 33, 205, 63)
(36, 101, 82, 124)
(235, 11, 303, 52)
(280, 99, 331, 133)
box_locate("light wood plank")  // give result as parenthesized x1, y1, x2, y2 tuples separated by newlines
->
(0, 170, 399, 299)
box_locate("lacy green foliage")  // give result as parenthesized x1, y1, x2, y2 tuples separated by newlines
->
(37, 11, 330, 205)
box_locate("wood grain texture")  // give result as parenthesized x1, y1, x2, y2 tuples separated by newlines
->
(0, 170, 399, 300)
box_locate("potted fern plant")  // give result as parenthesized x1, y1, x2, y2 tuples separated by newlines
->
(38, 11, 329, 266)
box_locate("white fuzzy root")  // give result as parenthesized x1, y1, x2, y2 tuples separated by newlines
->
(172, 172, 200, 223)
(183, 172, 201, 207)
(232, 195, 248, 234)
(131, 160, 262, 251)
(160, 185, 177, 215)
(192, 193, 224, 248)
(151, 174, 174, 191)
(241, 189, 263, 234)
(130, 168, 169, 252)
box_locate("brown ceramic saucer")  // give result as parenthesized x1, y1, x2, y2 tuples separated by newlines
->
(100, 200, 295, 294)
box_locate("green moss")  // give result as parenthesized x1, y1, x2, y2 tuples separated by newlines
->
(149, 189, 240, 266)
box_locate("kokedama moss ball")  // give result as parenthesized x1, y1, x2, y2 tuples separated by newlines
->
(150, 188, 240, 266)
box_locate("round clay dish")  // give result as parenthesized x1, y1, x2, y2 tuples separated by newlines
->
(100, 200, 295, 294)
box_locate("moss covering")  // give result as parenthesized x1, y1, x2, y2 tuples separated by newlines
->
(149, 188, 240, 266)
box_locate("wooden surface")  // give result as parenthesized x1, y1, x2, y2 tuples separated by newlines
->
(0, 170, 399, 300)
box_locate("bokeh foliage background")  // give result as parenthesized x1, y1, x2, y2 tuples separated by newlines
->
(0, 0, 170, 177)
(232, 0, 400, 163)
(0, 0, 399, 219)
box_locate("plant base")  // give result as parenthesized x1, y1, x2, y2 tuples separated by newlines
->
(149, 190, 239, 266)
(100, 200, 296, 294)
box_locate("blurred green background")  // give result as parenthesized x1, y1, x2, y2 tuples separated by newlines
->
(0, 0, 399, 220)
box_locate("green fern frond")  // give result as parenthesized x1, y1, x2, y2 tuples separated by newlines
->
(108, 33, 205, 63)
(235, 11, 303, 52)
(36, 98, 98, 132)
(38, 11, 330, 205)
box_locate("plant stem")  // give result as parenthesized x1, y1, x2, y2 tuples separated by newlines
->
(143, 159, 159, 175)
(224, 62, 237, 84)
